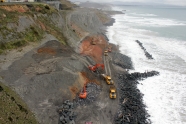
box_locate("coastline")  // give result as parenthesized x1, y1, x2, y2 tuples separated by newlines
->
(0, 2, 161, 124)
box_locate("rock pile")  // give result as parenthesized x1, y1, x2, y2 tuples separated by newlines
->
(114, 74, 151, 124)
(75, 83, 101, 106)
(126, 71, 160, 81)
(135, 40, 153, 59)
(112, 52, 133, 69)
(58, 100, 76, 124)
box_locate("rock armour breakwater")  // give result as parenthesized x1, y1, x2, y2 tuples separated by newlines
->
(135, 40, 153, 59)
(115, 73, 151, 124)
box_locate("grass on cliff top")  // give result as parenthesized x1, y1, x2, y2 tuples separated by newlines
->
(0, 3, 67, 54)
(0, 26, 44, 54)
(0, 8, 19, 25)
(38, 15, 67, 45)
(0, 82, 38, 124)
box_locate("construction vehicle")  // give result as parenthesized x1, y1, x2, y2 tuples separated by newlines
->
(101, 74, 114, 85)
(108, 46, 112, 52)
(79, 83, 87, 99)
(0, 0, 5, 2)
(91, 40, 96, 45)
(91, 38, 96, 45)
(104, 50, 108, 56)
(109, 85, 116, 99)
(88, 64, 104, 72)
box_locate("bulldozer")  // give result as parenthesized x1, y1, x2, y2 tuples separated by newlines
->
(109, 85, 116, 99)
(88, 63, 104, 72)
(0, 0, 5, 2)
(101, 74, 114, 85)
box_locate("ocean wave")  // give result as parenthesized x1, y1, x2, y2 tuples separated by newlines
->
(106, 15, 186, 124)
(130, 12, 157, 17)
(114, 14, 186, 27)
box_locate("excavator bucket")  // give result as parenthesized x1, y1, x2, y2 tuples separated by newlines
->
(79, 92, 87, 99)
(79, 84, 87, 99)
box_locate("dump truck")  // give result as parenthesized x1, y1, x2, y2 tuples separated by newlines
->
(104, 50, 108, 56)
(110, 85, 116, 99)
(101, 74, 114, 85)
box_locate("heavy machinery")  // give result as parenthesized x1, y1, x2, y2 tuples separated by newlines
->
(0, 0, 5, 2)
(91, 38, 96, 45)
(79, 83, 87, 99)
(91, 40, 96, 45)
(88, 64, 104, 72)
(101, 74, 114, 85)
(104, 50, 108, 56)
(108, 46, 112, 52)
(109, 85, 116, 99)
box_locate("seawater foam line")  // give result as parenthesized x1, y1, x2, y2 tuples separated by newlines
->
(121, 13, 186, 27)
(106, 12, 186, 124)
(138, 69, 186, 124)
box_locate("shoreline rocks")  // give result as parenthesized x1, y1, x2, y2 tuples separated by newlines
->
(115, 72, 152, 124)
(135, 40, 153, 59)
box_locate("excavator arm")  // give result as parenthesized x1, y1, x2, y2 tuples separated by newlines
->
(88, 64, 104, 72)
(79, 81, 88, 99)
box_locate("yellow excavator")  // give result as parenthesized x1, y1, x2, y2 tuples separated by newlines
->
(109, 85, 116, 99)
(101, 74, 114, 85)
(1, 0, 5, 2)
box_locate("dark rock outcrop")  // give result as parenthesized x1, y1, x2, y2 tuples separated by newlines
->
(135, 40, 153, 59)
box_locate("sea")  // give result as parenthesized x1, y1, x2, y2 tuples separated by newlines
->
(106, 5, 186, 124)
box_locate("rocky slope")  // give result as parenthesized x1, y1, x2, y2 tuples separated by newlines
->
(0, 1, 160, 124)
(0, 1, 124, 124)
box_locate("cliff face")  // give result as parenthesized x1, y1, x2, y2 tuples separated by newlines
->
(54, 9, 109, 44)
(51, 7, 112, 62)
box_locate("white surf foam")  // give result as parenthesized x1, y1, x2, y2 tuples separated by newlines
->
(106, 14, 186, 124)
(130, 12, 157, 17)
(116, 14, 186, 27)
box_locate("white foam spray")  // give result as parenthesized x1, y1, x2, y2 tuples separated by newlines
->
(106, 12, 186, 124)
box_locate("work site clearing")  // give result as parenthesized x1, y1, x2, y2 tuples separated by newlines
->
(0, 2, 160, 123)
(0, 39, 160, 124)
(0, 39, 120, 124)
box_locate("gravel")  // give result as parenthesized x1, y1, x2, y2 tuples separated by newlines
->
(74, 83, 102, 106)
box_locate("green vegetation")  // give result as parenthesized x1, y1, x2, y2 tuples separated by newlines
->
(26, 3, 57, 15)
(38, 15, 67, 45)
(0, 3, 68, 54)
(0, 26, 44, 54)
(0, 8, 19, 25)
(0, 82, 38, 124)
